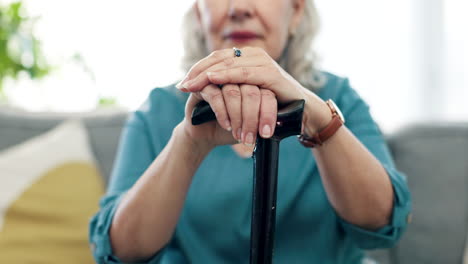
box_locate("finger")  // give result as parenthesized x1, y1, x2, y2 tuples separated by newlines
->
(205, 66, 298, 103)
(177, 47, 258, 88)
(199, 84, 231, 131)
(240, 84, 261, 146)
(222, 84, 242, 141)
(186, 65, 294, 103)
(181, 54, 266, 92)
(207, 66, 269, 87)
(259, 89, 277, 138)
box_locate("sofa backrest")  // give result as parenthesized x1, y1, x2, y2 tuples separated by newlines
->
(1, 107, 467, 263)
(387, 123, 468, 264)
(0, 107, 128, 186)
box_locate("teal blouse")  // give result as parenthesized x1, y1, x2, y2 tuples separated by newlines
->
(89, 72, 411, 264)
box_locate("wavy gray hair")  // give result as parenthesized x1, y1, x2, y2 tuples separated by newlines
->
(180, 0, 325, 91)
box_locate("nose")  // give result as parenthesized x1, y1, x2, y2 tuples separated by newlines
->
(228, 0, 254, 22)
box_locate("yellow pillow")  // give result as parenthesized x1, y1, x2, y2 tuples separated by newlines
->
(0, 120, 104, 263)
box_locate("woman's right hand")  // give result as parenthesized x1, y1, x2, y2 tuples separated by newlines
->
(181, 83, 278, 150)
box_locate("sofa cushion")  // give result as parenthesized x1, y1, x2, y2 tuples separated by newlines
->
(0, 120, 103, 263)
(0, 107, 128, 186)
(387, 123, 468, 264)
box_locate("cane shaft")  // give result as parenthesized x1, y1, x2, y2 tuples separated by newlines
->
(250, 138, 280, 264)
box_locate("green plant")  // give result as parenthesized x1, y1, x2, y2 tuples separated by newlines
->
(0, 1, 50, 99)
(98, 97, 117, 107)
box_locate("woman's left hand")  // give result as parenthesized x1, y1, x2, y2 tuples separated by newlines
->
(177, 47, 331, 136)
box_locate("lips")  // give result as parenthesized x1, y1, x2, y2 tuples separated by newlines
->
(226, 31, 260, 42)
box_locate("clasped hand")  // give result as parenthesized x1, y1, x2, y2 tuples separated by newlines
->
(178, 47, 310, 148)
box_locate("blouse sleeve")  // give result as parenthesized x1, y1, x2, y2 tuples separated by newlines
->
(328, 78, 412, 249)
(88, 87, 184, 263)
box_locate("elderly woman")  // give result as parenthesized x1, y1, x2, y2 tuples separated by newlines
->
(89, 0, 411, 263)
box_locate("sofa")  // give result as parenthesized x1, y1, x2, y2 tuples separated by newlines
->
(0, 105, 467, 264)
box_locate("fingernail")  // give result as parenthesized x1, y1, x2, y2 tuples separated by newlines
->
(177, 87, 189, 93)
(232, 130, 238, 140)
(225, 120, 232, 131)
(236, 128, 242, 141)
(176, 80, 191, 91)
(175, 80, 184, 89)
(261, 125, 271, 138)
(245, 132, 254, 146)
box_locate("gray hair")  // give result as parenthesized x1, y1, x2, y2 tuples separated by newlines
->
(181, 0, 325, 92)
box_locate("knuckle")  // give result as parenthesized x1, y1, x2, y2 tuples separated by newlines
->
(207, 90, 223, 102)
(223, 57, 235, 66)
(260, 89, 275, 98)
(225, 88, 241, 98)
(247, 92, 261, 100)
(241, 67, 250, 80)
(245, 88, 261, 99)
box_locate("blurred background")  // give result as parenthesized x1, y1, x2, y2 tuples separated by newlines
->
(0, 0, 466, 132)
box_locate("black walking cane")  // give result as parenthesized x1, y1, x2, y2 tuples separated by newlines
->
(191, 99, 305, 264)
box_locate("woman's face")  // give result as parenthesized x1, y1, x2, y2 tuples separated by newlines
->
(195, 0, 305, 60)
